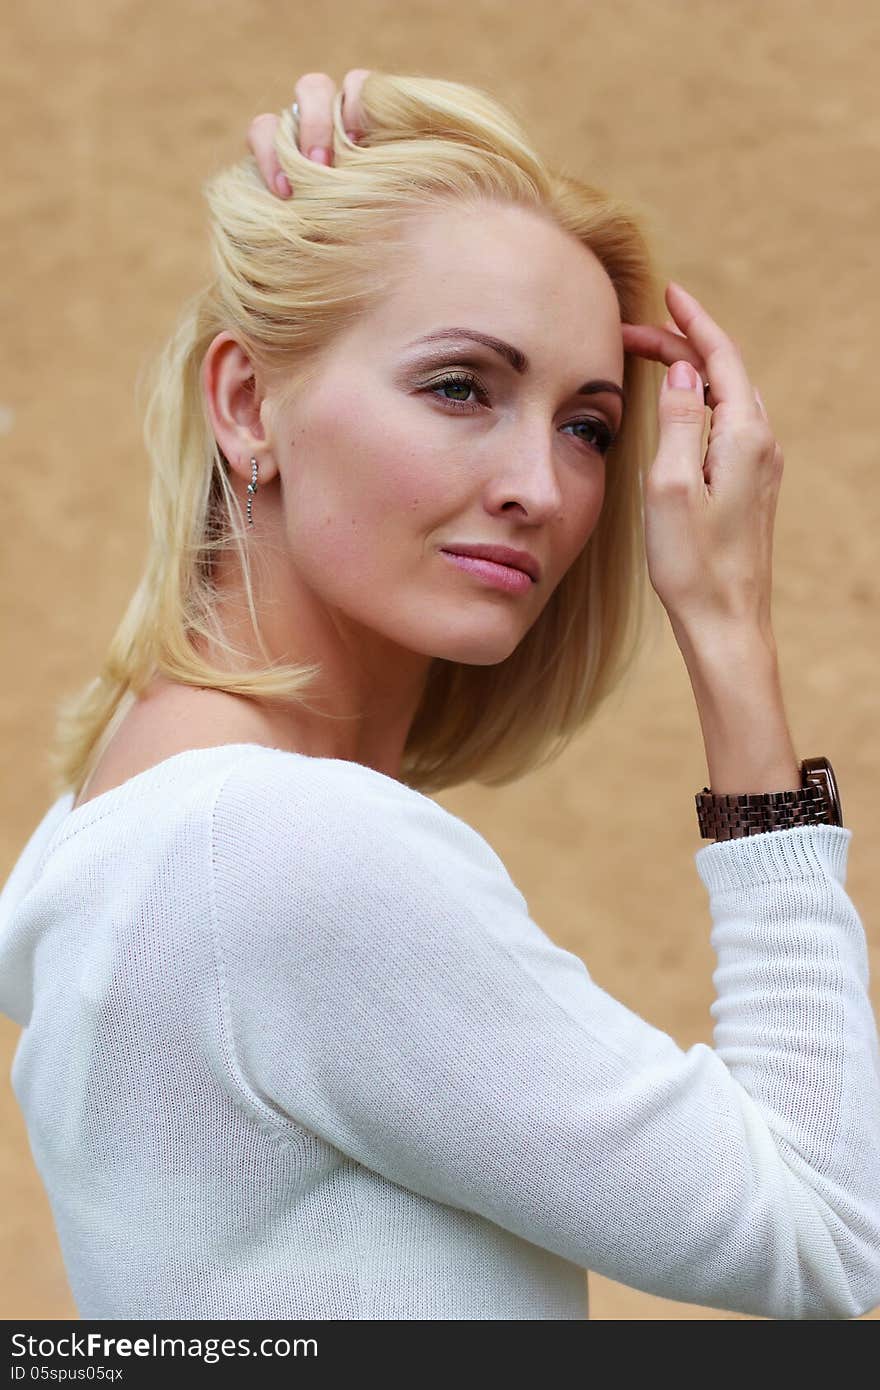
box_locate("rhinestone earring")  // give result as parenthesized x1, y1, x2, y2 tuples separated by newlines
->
(246, 457, 259, 526)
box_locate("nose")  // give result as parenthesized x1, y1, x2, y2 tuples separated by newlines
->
(482, 419, 566, 521)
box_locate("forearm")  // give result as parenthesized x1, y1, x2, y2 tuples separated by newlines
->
(674, 624, 801, 796)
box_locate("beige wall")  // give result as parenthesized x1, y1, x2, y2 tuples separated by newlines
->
(2, 0, 877, 1320)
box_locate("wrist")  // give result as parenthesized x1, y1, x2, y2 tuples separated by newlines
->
(670, 617, 779, 678)
(678, 629, 800, 796)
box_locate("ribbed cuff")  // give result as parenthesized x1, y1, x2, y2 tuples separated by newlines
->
(694, 822, 852, 895)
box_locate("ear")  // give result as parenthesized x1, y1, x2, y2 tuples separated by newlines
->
(201, 332, 278, 486)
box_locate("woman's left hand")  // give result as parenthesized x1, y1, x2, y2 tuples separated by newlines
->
(622, 295, 717, 408)
(621, 290, 768, 420)
(626, 280, 784, 644)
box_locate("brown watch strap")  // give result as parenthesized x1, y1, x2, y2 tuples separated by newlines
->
(695, 757, 841, 841)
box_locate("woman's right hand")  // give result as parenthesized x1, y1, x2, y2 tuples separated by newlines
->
(247, 68, 372, 197)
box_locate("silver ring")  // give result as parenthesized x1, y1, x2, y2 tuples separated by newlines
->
(291, 100, 299, 121)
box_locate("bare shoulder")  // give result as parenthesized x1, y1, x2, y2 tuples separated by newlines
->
(71, 677, 282, 810)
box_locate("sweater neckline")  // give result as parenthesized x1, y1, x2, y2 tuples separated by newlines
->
(56, 743, 366, 836)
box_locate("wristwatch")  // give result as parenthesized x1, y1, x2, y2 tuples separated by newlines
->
(696, 755, 843, 841)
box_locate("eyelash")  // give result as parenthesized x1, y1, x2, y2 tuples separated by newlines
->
(422, 371, 618, 456)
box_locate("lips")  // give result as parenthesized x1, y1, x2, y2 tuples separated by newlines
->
(439, 543, 541, 583)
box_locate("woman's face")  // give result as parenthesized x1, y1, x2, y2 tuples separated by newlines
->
(238, 200, 625, 670)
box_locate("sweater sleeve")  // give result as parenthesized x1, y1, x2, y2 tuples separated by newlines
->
(210, 752, 880, 1320)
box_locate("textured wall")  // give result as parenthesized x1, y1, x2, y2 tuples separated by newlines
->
(1, 0, 877, 1320)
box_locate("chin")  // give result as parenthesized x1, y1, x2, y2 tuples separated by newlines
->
(429, 629, 524, 666)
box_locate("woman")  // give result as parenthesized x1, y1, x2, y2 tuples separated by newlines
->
(1, 69, 878, 1321)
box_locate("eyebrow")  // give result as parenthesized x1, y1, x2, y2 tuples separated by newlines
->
(403, 327, 626, 410)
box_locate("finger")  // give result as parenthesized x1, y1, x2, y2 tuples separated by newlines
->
(755, 387, 769, 424)
(293, 71, 338, 164)
(665, 281, 755, 414)
(648, 361, 708, 495)
(247, 113, 286, 196)
(621, 320, 705, 376)
(340, 67, 372, 141)
(622, 320, 717, 409)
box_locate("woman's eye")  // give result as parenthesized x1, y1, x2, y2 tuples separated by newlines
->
(568, 418, 616, 455)
(426, 373, 486, 408)
(423, 373, 616, 456)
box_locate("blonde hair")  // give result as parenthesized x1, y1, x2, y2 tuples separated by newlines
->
(48, 71, 668, 800)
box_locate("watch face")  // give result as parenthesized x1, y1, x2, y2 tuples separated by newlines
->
(804, 757, 843, 824)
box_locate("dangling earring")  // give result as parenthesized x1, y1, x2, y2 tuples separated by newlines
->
(246, 457, 259, 527)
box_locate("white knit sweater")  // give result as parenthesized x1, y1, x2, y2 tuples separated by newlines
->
(1, 743, 878, 1320)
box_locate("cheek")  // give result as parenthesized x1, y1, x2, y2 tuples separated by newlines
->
(558, 467, 606, 567)
(286, 399, 444, 580)
(585, 466, 606, 530)
(350, 403, 450, 518)
(332, 394, 453, 528)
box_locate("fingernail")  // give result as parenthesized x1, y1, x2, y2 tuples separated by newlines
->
(668, 360, 698, 390)
(274, 172, 292, 197)
(308, 146, 332, 165)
